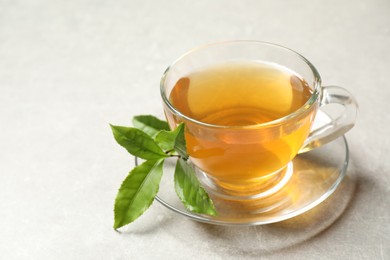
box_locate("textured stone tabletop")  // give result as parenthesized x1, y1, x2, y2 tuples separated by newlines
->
(0, 0, 389, 259)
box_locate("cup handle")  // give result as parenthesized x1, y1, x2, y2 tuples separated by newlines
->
(299, 86, 358, 153)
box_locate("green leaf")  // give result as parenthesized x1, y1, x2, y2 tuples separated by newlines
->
(174, 158, 217, 216)
(155, 123, 188, 159)
(114, 159, 164, 229)
(132, 115, 170, 138)
(110, 124, 167, 160)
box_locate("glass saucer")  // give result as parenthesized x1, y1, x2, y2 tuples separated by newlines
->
(149, 111, 349, 226)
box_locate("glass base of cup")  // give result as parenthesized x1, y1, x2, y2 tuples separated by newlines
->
(152, 112, 352, 225)
(196, 162, 293, 201)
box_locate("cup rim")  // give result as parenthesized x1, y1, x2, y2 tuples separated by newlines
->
(160, 40, 322, 129)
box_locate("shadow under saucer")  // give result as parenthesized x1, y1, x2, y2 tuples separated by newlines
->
(164, 165, 356, 255)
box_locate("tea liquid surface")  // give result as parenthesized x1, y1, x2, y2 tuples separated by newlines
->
(169, 61, 312, 126)
(167, 61, 315, 192)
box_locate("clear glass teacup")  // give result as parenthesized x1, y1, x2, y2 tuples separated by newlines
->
(161, 41, 357, 200)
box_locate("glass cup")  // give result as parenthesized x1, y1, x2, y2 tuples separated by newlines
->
(160, 41, 357, 200)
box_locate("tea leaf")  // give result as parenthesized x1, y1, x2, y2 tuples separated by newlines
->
(114, 159, 164, 229)
(174, 158, 217, 216)
(111, 115, 218, 229)
(110, 124, 167, 160)
(155, 123, 188, 159)
(133, 115, 170, 138)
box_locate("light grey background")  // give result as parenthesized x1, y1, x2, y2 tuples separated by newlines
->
(0, 0, 389, 259)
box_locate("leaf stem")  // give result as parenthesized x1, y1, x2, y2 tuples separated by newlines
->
(164, 149, 175, 154)
(165, 149, 183, 159)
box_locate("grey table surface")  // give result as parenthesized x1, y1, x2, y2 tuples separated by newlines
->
(1, 0, 389, 259)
